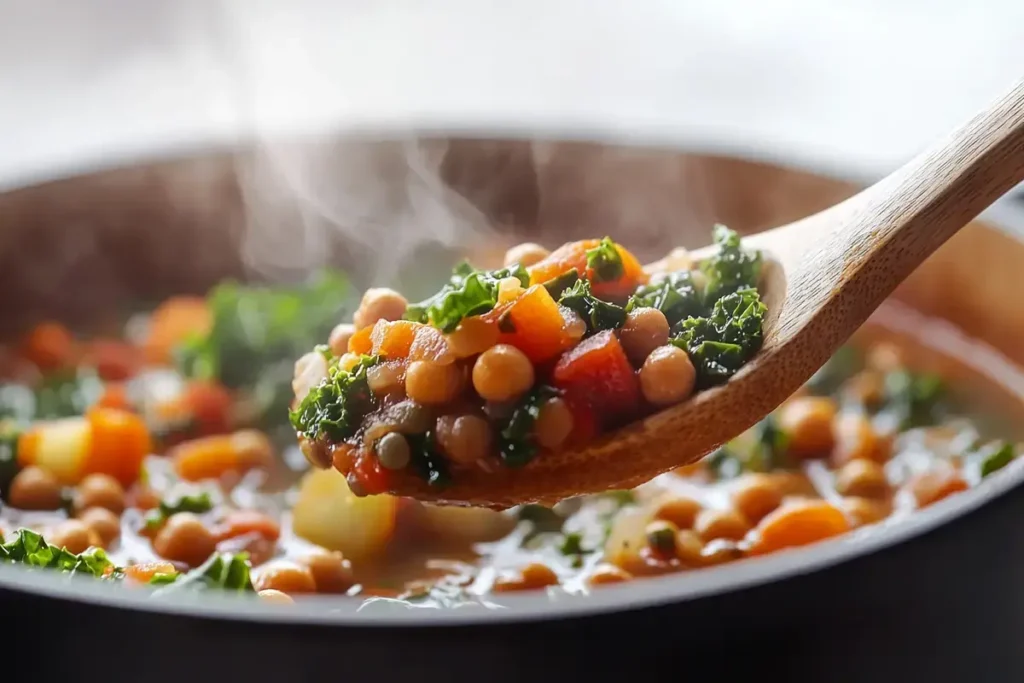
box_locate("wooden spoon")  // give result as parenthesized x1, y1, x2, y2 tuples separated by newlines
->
(388, 79, 1024, 509)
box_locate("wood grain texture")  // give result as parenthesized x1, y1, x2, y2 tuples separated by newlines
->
(393, 79, 1024, 508)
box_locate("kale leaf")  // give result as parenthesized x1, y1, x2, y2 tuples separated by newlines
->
(976, 440, 1015, 479)
(700, 224, 763, 303)
(672, 287, 767, 388)
(497, 386, 559, 468)
(626, 270, 704, 326)
(290, 354, 380, 442)
(404, 262, 529, 333)
(585, 237, 625, 283)
(541, 269, 580, 299)
(882, 370, 945, 429)
(151, 552, 254, 594)
(557, 279, 627, 336)
(0, 528, 115, 578)
(405, 431, 452, 488)
(32, 370, 104, 420)
(144, 491, 214, 531)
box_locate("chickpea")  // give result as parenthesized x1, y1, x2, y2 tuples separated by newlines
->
(405, 360, 463, 405)
(446, 317, 500, 359)
(73, 473, 126, 514)
(352, 288, 407, 330)
(866, 343, 904, 374)
(7, 466, 63, 510)
(152, 512, 217, 567)
(833, 413, 891, 466)
(504, 242, 550, 268)
(298, 548, 354, 594)
(588, 564, 633, 586)
(694, 508, 751, 542)
(493, 562, 559, 592)
(258, 589, 294, 605)
(327, 323, 356, 357)
(299, 437, 332, 470)
(619, 307, 670, 367)
(436, 414, 493, 466)
(731, 474, 783, 523)
(905, 468, 969, 508)
(472, 344, 535, 402)
(48, 520, 100, 555)
(653, 496, 702, 530)
(292, 351, 328, 403)
(639, 345, 696, 406)
(366, 362, 405, 395)
(700, 539, 744, 566)
(674, 529, 705, 565)
(777, 396, 837, 458)
(376, 432, 411, 470)
(841, 497, 892, 527)
(255, 561, 318, 594)
(834, 458, 890, 499)
(534, 397, 574, 450)
(78, 507, 121, 547)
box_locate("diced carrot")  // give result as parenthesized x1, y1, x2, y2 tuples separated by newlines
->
(125, 561, 178, 584)
(497, 285, 576, 363)
(552, 330, 641, 425)
(906, 468, 969, 508)
(527, 239, 648, 300)
(370, 320, 420, 359)
(95, 382, 133, 412)
(20, 321, 75, 371)
(347, 326, 374, 355)
(214, 510, 282, 543)
(182, 380, 233, 435)
(85, 406, 153, 487)
(85, 339, 143, 381)
(171, 430, 272, 482)
(143, 297, 212, 365)
(746, 500, 851, 556)
(408, 325, 454, 363)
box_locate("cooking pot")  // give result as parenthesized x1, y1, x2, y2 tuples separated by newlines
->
(2, 135, 1024, 682)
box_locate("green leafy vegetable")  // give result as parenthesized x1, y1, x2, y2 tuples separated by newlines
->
(144, 491, 214, 530)
(177, 270, 352, 430)
(0, 419, 21, 500)
(541, 269, 580, 298)
(705, 446, 744, 479)
(290, 354, 380, 442)
(883, 370, 946, 429)
(672, 287, 767, 388)
(152, 552, 254, 594)
(497, 386, 559, 467)
(404, 262, 529, 333)
(585, 237, 625, 283)
(557, 279, 627, 335)
(700, 224, 763, 303)
(747, 416, 790, 472)
(977, 441, 1015, 478)
(32, 370, 104, 420)
(0, 528, 115, 578)
(626, 271, 704, 326)
(558, 531, 594, 568)
(405, 431, 451, 488)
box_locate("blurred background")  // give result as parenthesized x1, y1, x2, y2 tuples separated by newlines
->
(1, 0, 1023, 189)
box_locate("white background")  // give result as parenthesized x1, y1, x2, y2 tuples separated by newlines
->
(0, 0, 1022, 188)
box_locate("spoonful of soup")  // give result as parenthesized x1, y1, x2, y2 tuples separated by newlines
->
(292, 79, 1024, 509)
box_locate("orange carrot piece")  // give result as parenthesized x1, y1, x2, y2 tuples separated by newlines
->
(143, 296, 212, 365)
(527, 239, 647, 300)
(85, 406, 153, 487)
(746, 500, 851, 556)
(347, 326, 374, 355)
(408, 325, 454, 363)
(171, 430, 271, 482)
(214, 510, 282, 543)
(20, 321, 75, 371)
(95, 382, 133, 412)
(370, 320, 420, 359)
(552, 330, 641, 424)
(498, 285, 576, 363)
(125, 561, 178, 583)
(85, 339, 143, 381)
(906, 468, 969, 508)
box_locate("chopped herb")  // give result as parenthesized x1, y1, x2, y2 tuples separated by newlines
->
(585, 237, 625, 283)
(706, 446, 743, 479)
(558, 531, 594, 568)
(557, 279, 627, 336)
(497, 386, 558, 467)
(144, 491, 214, 530)
(148, 572, 180, 585)
(602, 490, 637, 507)
(517, 504, 567, 547)
(290, 354, 380, 442)
(541, 269, 580, 298)
(883, 370, 946, 429)
(672, 287, 767, 388)
(0, 419, 21, 500)
(404, 262, 529, 333)
(151, 552, 254, 594)
(626, 271, 704, 326)
(645, 524, 677, 555)
(977, 441, 1015, 478)
(405, 431, 451, 488)
(0, 528, 115, 578)
(700, 224, 763, 303)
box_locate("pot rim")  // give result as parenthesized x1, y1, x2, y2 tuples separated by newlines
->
(1, 139, 1023, 627)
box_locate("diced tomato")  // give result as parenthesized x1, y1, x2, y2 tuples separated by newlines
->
(143, 297, 211, 365)
(552, 330, 641, 425)
(563, 395, 599, 446)
(214, 510, 282, 543)
(182, 380, 233, 435)
(527, 239, 647, 300)
(347, 326, 374, 355)
(85, 339, 143, 381)
(85, 406, 153, 487)
(353, 451, 392, 495)
(370, 320, 420, 359)
(20, 321, 75, 371)
(497, 285, 577, 363)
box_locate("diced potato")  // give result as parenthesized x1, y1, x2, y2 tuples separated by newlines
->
(19, 417, 92, 485)
(414, 504, 517, 544)
(291, 468, 397, 563)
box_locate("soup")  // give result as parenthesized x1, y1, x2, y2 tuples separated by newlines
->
(0, 237, 1018, 607)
